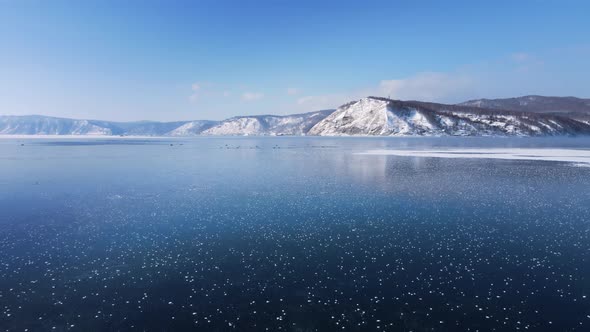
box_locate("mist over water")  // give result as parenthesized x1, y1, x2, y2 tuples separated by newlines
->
(1, 137, 590, 331)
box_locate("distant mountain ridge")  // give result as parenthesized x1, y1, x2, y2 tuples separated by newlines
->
(459, 95, 590, 115)
(0, 111, 334, 136)
(2, 95, 590, 136)
(0, 115, 196, 136)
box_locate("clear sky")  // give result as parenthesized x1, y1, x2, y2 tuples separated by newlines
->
(1, 0, 589, 121)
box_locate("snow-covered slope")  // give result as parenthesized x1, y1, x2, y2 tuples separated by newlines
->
(308, 98, 437, 136)
(166, 120, 218, 136)
(201, 110, 333, 136)
(309, 97, 590, 136)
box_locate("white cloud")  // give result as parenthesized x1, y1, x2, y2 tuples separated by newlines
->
(190, 70, 473, 111)
(296, 96, 315, 105)
(378, 72, 473, 102)
(241, 92, 264, 101)
(295, 72, 474, 111)
(189, 82, 235, 102)
(189, 82, 202, 102)
(293, 51, 567, 111)
(511, 52, 531, 62)
(296, 94, 353, 110)
(187, 49, 575, 117)
(508, 52, 544, 73)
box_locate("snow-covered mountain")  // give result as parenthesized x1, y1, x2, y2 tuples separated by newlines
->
(308, 97, 590, 136)
(2, 96, 590, 136)
(201, 110, 333, 136)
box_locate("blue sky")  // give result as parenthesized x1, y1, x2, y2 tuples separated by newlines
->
(1, 0, 589, 121)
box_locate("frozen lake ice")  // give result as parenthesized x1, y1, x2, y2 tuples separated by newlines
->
(1, 136, 590, 331)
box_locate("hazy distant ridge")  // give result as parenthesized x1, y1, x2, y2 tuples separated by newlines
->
(459, 95, 590, 114)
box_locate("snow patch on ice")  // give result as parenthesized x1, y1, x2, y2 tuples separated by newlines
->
(357, 148, 590, 165)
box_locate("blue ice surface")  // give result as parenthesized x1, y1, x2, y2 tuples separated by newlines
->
(0, 136, 589, 331)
